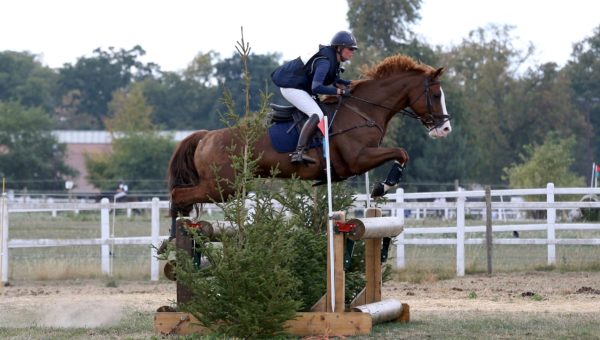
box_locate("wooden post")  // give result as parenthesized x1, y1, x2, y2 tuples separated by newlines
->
(326, 212, 346, 313)
(176, 218, 193, 304)
(364, 208, 382, 304)
(485, 186, 493, 275)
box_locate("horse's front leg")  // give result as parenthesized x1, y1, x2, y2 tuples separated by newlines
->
(345, 146, 409, 198)
(371, 161, 405, 198)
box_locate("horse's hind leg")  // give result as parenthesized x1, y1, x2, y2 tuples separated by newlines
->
(168, 203, 194, 239)
(158, 202, 194, 255)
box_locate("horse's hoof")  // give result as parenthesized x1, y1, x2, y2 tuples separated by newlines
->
(371, 182, 386, 198)
(164, 261, 177, 281)
(156, 305, 177, 312)
(312, 180, 327, 187)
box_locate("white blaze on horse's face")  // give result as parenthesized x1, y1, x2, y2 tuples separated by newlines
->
(428, 88, 452, 139)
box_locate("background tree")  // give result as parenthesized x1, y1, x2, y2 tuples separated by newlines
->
(440, 25, 534, 184)
(215, 52, 283, 113)
(0, 102, 75, 191)
(0, 51, 58, 112)
(503, 134, 584, 188)
(565, 24, 600, 178)
(347, 0, 422, 56)
(85, 85, 174, 192)
(56, 46, 159, 129)
(142, 71, 222, 130)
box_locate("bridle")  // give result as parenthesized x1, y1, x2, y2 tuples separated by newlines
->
(344, 77, 452, 131)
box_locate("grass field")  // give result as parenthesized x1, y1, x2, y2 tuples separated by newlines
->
(1, 310, 599, 339)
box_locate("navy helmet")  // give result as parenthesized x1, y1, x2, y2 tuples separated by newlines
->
(330, 31, 358, 49)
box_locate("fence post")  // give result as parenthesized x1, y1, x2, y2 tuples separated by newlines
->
(100, 198, 111, 275)
(456, 189, 465, 276)
(485, 186, 493, 275)
(395, 188, 405, 268)
(150, 197, 160, 281)
(1, 194, 9, 284)
(48, 197, 57, 218)
(546, 183, 556, 265)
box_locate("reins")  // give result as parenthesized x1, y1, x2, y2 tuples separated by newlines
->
(331, 79, 452, 136)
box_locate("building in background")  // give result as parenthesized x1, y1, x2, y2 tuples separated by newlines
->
(53, 131, 194, 193)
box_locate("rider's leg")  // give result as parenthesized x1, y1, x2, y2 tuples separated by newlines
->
(291, 114, 320, 164)
(280, 88, 325, 164)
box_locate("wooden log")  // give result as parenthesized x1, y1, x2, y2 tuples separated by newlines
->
(346, 217, 404, 241)
(206, 221, 237, 238)
(352, 299, 410, 324)
(154, 312, 207, 335)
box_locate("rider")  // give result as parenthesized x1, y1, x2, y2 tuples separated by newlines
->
(271, 31, 357, 164)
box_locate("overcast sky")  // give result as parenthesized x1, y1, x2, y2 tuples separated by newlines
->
(1, 0, 598, 72)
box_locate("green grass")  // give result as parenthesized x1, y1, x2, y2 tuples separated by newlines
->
(359, 312, 600, 339)
(0, 310, 156, 340)
(2, 310, 599, 339)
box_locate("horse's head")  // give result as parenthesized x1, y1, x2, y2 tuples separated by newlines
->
(407, 67, 452, 139)
(354, 55, 452, 139)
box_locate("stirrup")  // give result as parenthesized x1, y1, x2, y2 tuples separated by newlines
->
(290, 150, 316, 164)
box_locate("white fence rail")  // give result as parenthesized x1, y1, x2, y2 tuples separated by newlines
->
(352, 183, 600, 276)
(0, 197, 171, 283)
(1, 183, 599, 282)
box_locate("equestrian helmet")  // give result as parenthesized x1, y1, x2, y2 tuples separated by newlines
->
(331, 31, 358, 49)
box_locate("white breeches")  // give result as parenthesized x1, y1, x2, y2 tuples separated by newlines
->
(280, 88, 324, 120)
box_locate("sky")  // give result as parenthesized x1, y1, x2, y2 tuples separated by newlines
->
(1, 0, 599, 72)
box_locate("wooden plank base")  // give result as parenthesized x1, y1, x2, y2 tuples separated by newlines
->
(285, 312, 372, 336)
(154, 312, 373, 336)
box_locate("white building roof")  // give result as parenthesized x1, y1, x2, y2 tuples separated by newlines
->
(52, 130, 197, 144)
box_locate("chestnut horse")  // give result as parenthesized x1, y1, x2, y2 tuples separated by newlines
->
(167, 55, 452, 227)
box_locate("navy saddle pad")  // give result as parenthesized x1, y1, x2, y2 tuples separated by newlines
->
(268, 121, 322, 153)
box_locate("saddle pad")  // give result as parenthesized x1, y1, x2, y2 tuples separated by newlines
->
(268, 121, 322, 153)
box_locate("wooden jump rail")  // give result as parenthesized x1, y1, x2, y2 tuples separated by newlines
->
(154, 207, 409, 336)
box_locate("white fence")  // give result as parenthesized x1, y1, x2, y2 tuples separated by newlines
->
(0, 197, 170, 283)
(353, 183, 600, 276)
(1, 183, 600, 282)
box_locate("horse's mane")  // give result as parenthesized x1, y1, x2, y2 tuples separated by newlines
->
(360, 54, 434, 80)
(321, 54, 435, 104)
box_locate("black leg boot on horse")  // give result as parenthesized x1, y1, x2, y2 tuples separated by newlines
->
(371, 161, 406, 198)
(290, 114, 320, 164)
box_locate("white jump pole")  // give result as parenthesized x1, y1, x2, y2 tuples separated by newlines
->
(323, 115, 336, 312)
(365, 172, 370, 207)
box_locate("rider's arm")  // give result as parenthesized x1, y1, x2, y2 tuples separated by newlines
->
(336, 78, 351, 87)
(311, 59, 338, 95)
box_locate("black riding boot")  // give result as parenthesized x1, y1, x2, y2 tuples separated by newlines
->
(290, 114, 320, 164)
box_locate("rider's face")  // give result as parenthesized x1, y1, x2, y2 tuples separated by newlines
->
(340, 47, 356, 61)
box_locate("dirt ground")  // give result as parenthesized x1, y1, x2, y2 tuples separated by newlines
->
(1, 271, 599, 328)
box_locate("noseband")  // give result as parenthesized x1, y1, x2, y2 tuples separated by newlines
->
(346, 78, 452, 130)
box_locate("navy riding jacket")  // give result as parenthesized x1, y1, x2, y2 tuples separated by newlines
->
(271, 45, 350, 95)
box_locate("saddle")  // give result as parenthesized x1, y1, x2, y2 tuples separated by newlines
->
(267, 103, 323, 153)
(267, 103, 343, 185)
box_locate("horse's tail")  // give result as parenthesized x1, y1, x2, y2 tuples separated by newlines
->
(167, 130, 208, 191)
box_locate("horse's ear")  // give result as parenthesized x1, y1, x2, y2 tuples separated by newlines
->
(433, 67, 445, 79)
